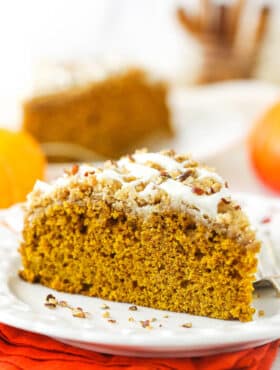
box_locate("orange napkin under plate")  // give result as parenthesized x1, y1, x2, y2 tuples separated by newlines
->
(0, 323, 278, 370)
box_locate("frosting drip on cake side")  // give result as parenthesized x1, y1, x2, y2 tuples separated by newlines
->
(29, 150, 236, 221)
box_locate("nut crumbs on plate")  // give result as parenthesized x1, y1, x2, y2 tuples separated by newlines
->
(182, 323, 192, 328)
(108, 319, 116, 324)
(44, 294, 58, 309)
(102, 311, 110, 318)
(58, 300, 69, 308)
(129, 305, 138, 311)
(44, 294, 88, 319)
(140, 320, 152, 329)
(100, 303, 110, 310)
(72, 307, 87, 319)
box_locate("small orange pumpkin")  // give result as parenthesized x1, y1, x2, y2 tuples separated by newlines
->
(0, 129, 46, 207)
(248, 102, 280, 193)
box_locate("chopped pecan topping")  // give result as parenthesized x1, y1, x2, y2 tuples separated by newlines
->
(210, 182, 222, 193)
(160, 171, 171, 178)
(123, 175, 137, 182)
(163, 149, 175, 157)
(175, 154, 188, 163)
(135, 182, 146, 192)
(147, 161, 164, 171)
(221, 197, 231, 204)
(177, 170, 193, 182)
(210, 187, 215, 194)
(84, 171, 95, 177)
(192, 187, 205, 195)
(71, 164, 79, 175)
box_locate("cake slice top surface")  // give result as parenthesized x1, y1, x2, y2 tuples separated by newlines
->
(29, 149, 243, 222)
(28, 59, 163, 98)
(27, 149, 259, 247)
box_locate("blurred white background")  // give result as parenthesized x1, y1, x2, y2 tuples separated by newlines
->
(1, 0, 280, 200)
(0, 0, 279, 126)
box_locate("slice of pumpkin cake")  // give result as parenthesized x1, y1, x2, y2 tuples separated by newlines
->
(22, 62, 172, 161)
(19, 150, 260, 322)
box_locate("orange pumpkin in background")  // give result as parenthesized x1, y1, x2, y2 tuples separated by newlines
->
(0, 129, 46, 208)
(248, 102, 280, 193)
(0, 156, 16, 208)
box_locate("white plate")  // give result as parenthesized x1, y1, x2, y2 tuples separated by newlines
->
(0, 193, 279, 358)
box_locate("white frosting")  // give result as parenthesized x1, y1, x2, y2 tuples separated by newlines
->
(31, 58, 161, 97)
(32, 61, 117, 96)
(33, 180, 51, 193)
(30, 152, 231, 219)
(118, 158, 159, 180)
(132, 153, 181, 172)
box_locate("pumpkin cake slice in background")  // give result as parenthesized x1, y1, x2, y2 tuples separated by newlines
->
(22, 61, 172, 161)
(19, 149, 260, 322)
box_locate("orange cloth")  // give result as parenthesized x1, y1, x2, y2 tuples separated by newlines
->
(0, 323, 278, 370)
